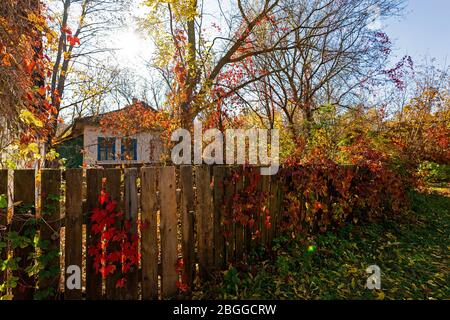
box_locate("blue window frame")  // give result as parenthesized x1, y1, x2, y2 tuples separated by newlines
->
(97, 137, 116, 161)
(121, 138, 137, 161)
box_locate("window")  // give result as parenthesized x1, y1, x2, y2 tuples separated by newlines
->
(121, 137, 137, 161)
(97, 137, 116, 161)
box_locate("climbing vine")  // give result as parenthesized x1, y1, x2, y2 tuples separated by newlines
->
(0, 194, 61, 300)
(88, 188, 144, 289)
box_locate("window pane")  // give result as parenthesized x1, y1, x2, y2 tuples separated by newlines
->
(121, 138, 137, 161)
(98, 137, 115, 161)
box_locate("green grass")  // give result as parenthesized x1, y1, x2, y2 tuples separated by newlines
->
(193, 190, 450, 300)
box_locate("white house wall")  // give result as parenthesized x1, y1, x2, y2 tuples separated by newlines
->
(83, 125, 162, 166)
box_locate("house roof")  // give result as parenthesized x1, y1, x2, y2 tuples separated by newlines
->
(55, 99, 158, 144)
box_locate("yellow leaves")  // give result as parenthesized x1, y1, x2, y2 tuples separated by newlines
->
(2, 140, 42, 168)
(25, 142, 39, 154)
(28, 12, 56, 45)
(27, 12, 43, 31)
(145, 0, 198, 21)
(45, 149, 59, 162)
(152, 30, 176, 67)
(63, 51, 71, 60)
(347, 266, 358, 274)
(45, 29, 58, 46)
(375, 291, 385, 300)
(19, 109, 43, 128)
(18, 142, 41, 161)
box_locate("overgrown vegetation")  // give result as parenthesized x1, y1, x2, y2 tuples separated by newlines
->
(0, 194, 61, 300)
(194, 190, 450, 300)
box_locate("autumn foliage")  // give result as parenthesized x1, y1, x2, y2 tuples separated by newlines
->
(0, 0, 56, 145)
(88, 187, 143, 289)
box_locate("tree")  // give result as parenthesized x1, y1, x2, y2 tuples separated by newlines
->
(143, 0, 299, 129)
(389, 63, 450, 166)
(44, 0, 131, 149)
(142, 0, 404, 138)
(0, 0, 56, 167)
(239, 0, 404, 140)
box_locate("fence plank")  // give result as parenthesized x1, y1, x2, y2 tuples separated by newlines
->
(159, 167, 178, 298)
(0, 170, 8, 288)
(40, 169, 62, 299)
(64, 169, 83, 300)
(275, 174, 284, 238)
(234, 167, 245, 262)
(180, 165, 195, 291)
(196, 166, 214, 280)
(86, 169, 104, 300)
(260, 174, 270, 248)
(140, 167, 159, 300)
(104, 169, 122, 300)
(12, 169, 36, 300)
(268, 174, 279, 244)
(244, 167, 254, 254)
(213, 166, 225, 269)
(224, 167, 236, 264)
(124, 168, 139, 299)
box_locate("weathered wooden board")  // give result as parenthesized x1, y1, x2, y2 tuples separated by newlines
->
(64, 169, 83, 300)
(180, 165, 195, 290)
(195, 166, 214, 279)
(159, 167, 178, 298)
(86, 169, 104, 300)
(234, 167, 245, 261)
(213, 166, 225, 269)
(40, 169, 62, 299)
(224, 167, 236, 264)
(12, 170, 36, 300)
(124, 168, 139, 299)
(140, 167, 159, 300)
(0, 170, 8, 288)
(104, 169, 122, 300)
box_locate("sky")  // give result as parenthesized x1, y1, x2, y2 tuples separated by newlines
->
(384, 0, 450, 66)
(115, 0, 450, 68)
(109, 0, 450, 101)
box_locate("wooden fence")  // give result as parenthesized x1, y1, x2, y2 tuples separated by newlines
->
(0, 166, 283, 300)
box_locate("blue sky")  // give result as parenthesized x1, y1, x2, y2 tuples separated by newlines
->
(384, 0, 450, 66)
(122, 0, 450, 68)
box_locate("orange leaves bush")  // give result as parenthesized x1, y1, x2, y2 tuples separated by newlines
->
(279, 149, 407, 235)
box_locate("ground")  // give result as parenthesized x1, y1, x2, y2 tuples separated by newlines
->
(194, 188, 450, 300)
